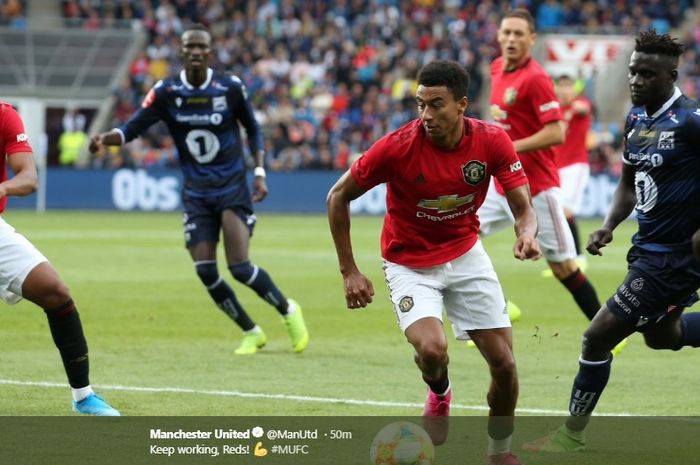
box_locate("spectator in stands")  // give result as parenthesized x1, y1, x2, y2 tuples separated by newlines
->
(76, 0, 696, 170)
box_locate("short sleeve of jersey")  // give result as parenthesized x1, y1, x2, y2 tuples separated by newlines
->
(119, 81, 165, 143)
(351, 134, 398, 191)
(621, 112, 635, 165)
(489, 128, 528, 191)
(2, 105, 32, 155)
(686, 104, 700, 149)
(528, 73, 561, 127)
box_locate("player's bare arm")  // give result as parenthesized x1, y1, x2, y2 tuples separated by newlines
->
(0, 152, 38, 199)
(88, 130, 123, 153)
(327, 170, 375, 309)
(587, 163, 636, 256)
(512, 120, 565, 153)
(504, 183, 541, 260)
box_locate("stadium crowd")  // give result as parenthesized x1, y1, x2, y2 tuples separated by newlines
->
(10, 0, 694, 172)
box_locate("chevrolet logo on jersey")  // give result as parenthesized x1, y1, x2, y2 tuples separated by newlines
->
(417, 193, 476, 213)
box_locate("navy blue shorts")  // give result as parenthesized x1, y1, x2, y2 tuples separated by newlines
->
(606, 246, 700, 331)
(182, 191, 256, 249)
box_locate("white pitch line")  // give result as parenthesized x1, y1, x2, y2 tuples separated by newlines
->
(0, 378, 642, 416)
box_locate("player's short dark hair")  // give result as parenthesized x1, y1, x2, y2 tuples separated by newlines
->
(555, 74, 574, 83)
(635, 29, 684, 58)
(417, 60, 470, 100)
(502, 8, 536, 33)
(183, 23, 210, 37)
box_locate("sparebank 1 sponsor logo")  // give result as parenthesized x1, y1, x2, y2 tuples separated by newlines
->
(112, 169, 180, 211)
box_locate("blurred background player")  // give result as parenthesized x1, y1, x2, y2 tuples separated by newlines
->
(89, 24, 308, 355)
(525, 29, 700, 453)
(480, 9, 603, 330)
(327, 60, 541, 465)
(0, 102, 119, 416)
(550, 74, 594, 273)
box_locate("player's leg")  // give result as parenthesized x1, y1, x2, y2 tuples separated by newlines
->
(385, 259, 449, 444)
(443, 241, 521, 464)
(534, 188, 601, 321)
(184, 203, 262, 354)
(406, 317, 451, 447)
(523, 305, 633, 452)
(221, 209, 308, 353)
(639, 250, 700, 351)
(558, 163, 590, 263)
(470, 328, 521, 465)
(2, 222, 120, 416)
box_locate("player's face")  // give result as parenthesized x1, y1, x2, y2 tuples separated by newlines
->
(416, 85, 467, 142)
(180, 30, 211, 72)
(555, 78, 576, 105)
(498, 18, 535, 65)
(628, 51, 677, 108)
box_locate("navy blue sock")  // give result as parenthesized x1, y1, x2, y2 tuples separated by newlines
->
(679, 312, 700, 348)
(195, 262, 255, 331)
(569, 357, 612, 416)
(229, 261, 288, 315)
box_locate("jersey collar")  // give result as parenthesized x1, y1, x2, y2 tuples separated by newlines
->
(645, 86, 682, 119)
(180, 68, 213, 90)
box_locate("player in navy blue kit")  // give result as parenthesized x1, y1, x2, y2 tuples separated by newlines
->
(525, 29, 700, 452)
(90, 24, 308, 355)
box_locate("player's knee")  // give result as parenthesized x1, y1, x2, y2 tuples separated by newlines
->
(552, 259, 578, 280)
(414, 340, 448, 367)
(38, 281, 71, 310)
(488, 351, 517, 379)
(195, 262, 220, 287)
(229, 261, 256, 284)
(580, 331, 610, 359)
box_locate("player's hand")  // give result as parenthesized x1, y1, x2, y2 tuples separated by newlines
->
(0, 184, 6, 201)
(692, 228, 700, 263)
(251, 177, 268, 202)
(513, 236, 542, 261)
(342, 270, 375, 309)
(88, 134, 104, 154)
(587, 228, 613, 255)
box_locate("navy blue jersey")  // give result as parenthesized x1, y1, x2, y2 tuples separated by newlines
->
(623, 88, 700, 252)
(118, 68, 262, 203)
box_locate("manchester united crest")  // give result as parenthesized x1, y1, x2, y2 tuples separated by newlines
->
(504, 87, 518, 105)
(398, 296, 414, 313)
(462, 160, 486, 185)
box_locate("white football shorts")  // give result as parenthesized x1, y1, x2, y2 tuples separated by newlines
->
(478, 179, 576, 263)
(382, 240, 510, 341)
(558, 162, 590, 215)
(0, 216, 47, 304)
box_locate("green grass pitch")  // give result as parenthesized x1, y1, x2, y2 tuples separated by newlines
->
(0, 211, 698, 416)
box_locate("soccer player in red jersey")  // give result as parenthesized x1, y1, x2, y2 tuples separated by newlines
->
(554, 74, 593, 265)
(0, 103, 119, 415)
(481, 9, 602, 325)
(327, 60, 541, 465)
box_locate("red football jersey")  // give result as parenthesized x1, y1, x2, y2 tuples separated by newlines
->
(0, 103, 33, 213)
(490, 56, 561, 196)
(555, 97, 592, 168)
(351, 118, 528, 267)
